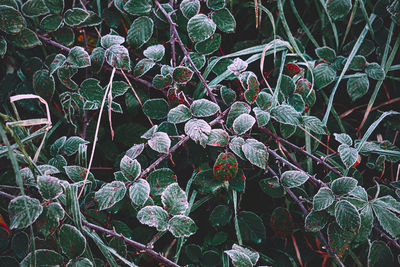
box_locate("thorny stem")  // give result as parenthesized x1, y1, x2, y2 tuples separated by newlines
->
(139, 108, 230, 179)
(154, 0, 219, 104)
(268, 166, 344, 267)
(261, 127, 342, 176)
(83, 221, 180, 267)
(169, 0, 177, 67)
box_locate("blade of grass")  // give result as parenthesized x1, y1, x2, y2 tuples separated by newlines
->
(318, 0, 339, 49)
(272, 50, 288, 106)
(0, 124, 36, 267)
(232, 190, 243, 245)
(358, 25, 400, 131)
(341, 0, 359, 48)
(288, 0, 320, 48)
(322, 14, 376, 125)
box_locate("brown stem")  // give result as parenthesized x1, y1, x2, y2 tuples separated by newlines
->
(154, 0, 218, 104)
(261, 127, 342, 176)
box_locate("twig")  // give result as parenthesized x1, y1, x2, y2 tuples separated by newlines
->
(373, 225, 400, 250)
(261, 127, 342, 176)
(83, 221, 179, 267)
(169, 0, 176, 67)
(154, 0, 218, 104)
(139, 108, 230, 179)
(0, 190, 16, 200)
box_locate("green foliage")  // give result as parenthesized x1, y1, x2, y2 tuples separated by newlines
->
(0, 0, 399, 266)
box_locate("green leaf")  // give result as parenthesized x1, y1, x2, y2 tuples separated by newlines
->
(372, 202, 400, 238)
(270, 105, 301, 126)
(95, 181, 127, 210)
(11, 231, 29, 259)
(123, 0, 152, 15)
(143, 44, 165, 61)
(207, 0, 225, 10)
(195, 33, 221, 55)
(37, 202, 64, 238)
(37, 175, 63, 200)
(281, 170, 309, 188)
(64, 8, 89, 26)
(209, 205, 232, 227)
(242, 138, 268, 170)
(90, 47, 105, 73)
(368, 241, 394, 267)
(302, 115, 326, 135)
(193, 169, 223, 193)
(212, 8, 236, 33)
(0, 36, 6, 58)
(168, 104, 191, 124)
(63, 136, 89, 156)
(334, 133, 352, 146)
(133, 58, 154, 77)
(127, 16, 153, 47)
(313, 63, 336, 89)
(0, 5, 24, 34)
(142, 98, 169, 119)
(147, 168, 177, 196)
(279, 74, 295, 97)
(101, 34, 125, 49)
(213, 152, 238, 181)
(335, 200, 360, 232)
(67, 46, 91, 68)
(225, 246, 258, 267)
(226, 101, 251, 128)
(20, 250, 63, 267)
(49, 54, 66, 75)
(120, 155, 141, 180)
(354, 205, 373, 242)
(326, 0, 352, 20)
(229, 136, 245, 160)
(244, 73, 260, 103)
(8, 28, 41, 49)
(105, 44, 131, 70)
(152, 74, 172, 89)
(346, 74, 369, 101)
(129, 178, 150, 208)
(338, 144, 359, 169)
(259, 178, 284, 198)
(79, 78, 103, 102)
(33, 69, 55, 100)
(220, 85, 236, 105)
(168, 215, 197, 237)
(187, 14, 217, 42)
(64, 165, 94, 182)
(233, 114, 255, 135)
(40, 13, 62, 31)
(190, 99, 220, 118)
(9, 196, 43, 229)
(22, 0, 49, 17)
(162, 183, 188, 215)
(148, 132, 171, 154)
(366, 62, 385, 80)
(238, 211, 266, 244)
(185, 119, 211, 147)
(180, 0, 200, 19)
(173, 66, 194, 84)
(59, 224, 86, 258)
(207, 129, 229, 147)
(289, 93, 305, 113)
(349, 55, 366, 71)
(255, 92, 273, 110)
(331, 177, 358, 195)
(137, 205, 169, 231)
(66, 258, 93, 267)
(313, 188, 335, 211)
(57, 65, 78, 90)
(45, 0, 64, 14)
(315, 46, 336, 62)
(225, 249, 253, 267)
(253, 107, 270, 127)
(305, 210, 328, 232)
